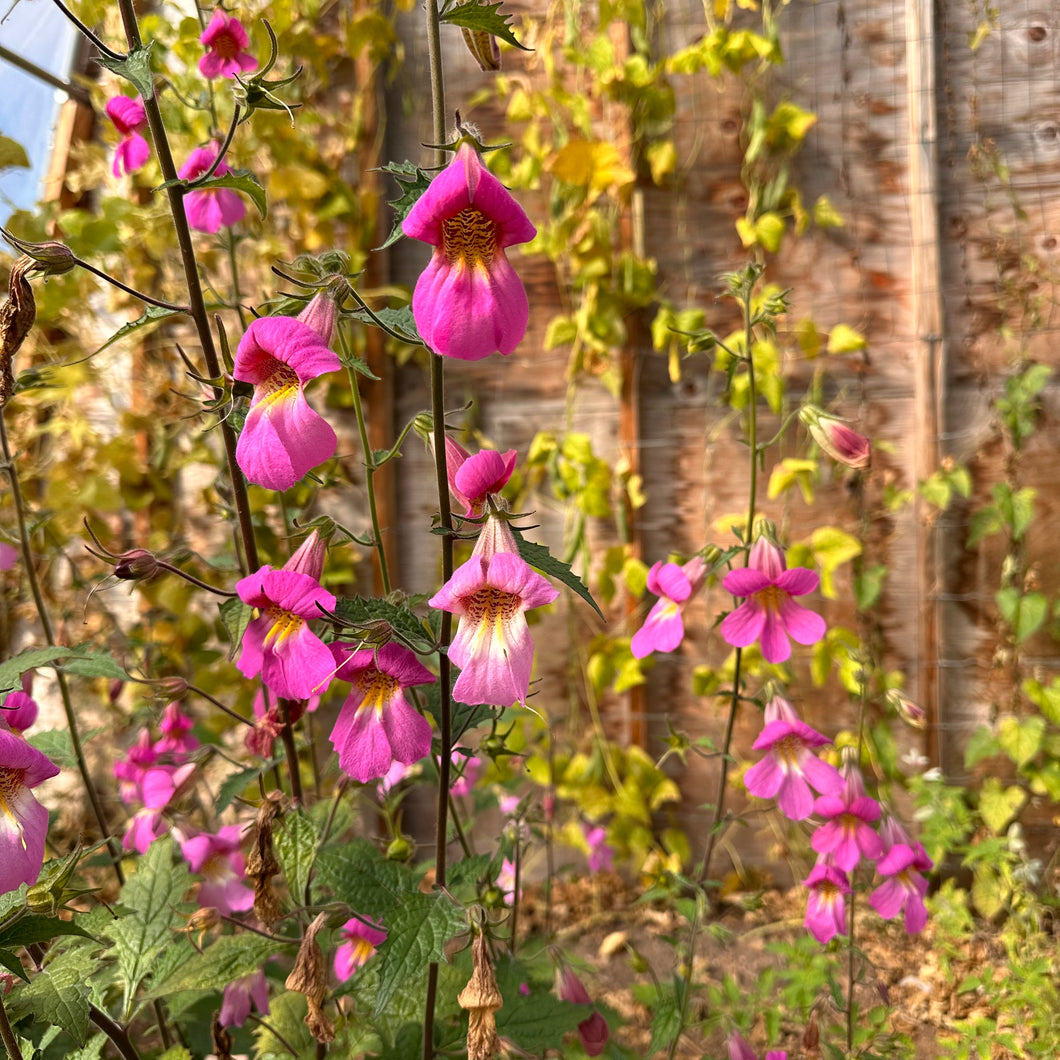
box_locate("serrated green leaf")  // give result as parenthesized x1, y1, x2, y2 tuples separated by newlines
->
(494, 956, 587, 1052)
(147, 932, 284, 999)
(6, 946, 94, 1044)
(511, 529, 604, 621)
(378, 161, 433, 250)
(0, 948, 26, 980)
(274, 809, 318, 907)
(374, 892, 465, 1015)
(315, 839, 419, 921)
(0, 914, 95, 949)
(350, 303, 422, 346)
(0, 135, 30, 171)
(156, 1047, 192, 1060)
(0, 647, 75, 692)
(97, 43, 155, 99)
(215, 758, 281, 813)
(92, 305, 185, 355)
(58, 652, 128, 680)
(333, 595, 435, 653)
(647, 987, 682, 1056)
(252, 989, 314, 1057)
(27, 729, 74, 769)
(66, 1031, 107, 1060)
(218, 597, 253, 658)
(105, 837, 192, 1018)
(440, 0, 532, 52)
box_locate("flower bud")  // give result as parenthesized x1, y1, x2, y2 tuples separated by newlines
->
(113, 548, 161, 581)
(154, 676, 190, 700)
(885, 688, 926, 729)
(386, 835, 415, 862)
(296, 291, 340, 346)
(282, 528, 327, 581)
(1, 229, 76, 276)
(460, 24, 501, 71)
(800, 405, 871, 470)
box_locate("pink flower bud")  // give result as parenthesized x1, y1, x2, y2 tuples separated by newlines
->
(282, 529, 327, 582)
(113, 548, 160, 581)
(800, 406, 871, 470)
(296, 291, 340, 346)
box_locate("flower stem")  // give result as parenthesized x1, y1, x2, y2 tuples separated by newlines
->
(47, 0, 123, 59)
(71, 256, 189, 312)
(89, 1006, 142, 1060)
(114, 0, 259, 576)
(340, 335, 391, 593)
(0, 415, 124, 885)
(422, 0, 450, 1054)
(0, 992, 23, 1060)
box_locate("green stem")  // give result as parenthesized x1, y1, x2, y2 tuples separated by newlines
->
(0, 415, 124, 885)
(114, 0, 259, 576)
(340, 333, 391, 593)
(422, 0, 450, 1054)
(226, 235, 249, 331)
(278, 699, 304, 805)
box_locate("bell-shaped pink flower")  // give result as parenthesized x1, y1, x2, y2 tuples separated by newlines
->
(1, 673, 38, 733)
(236, 567, 337, 700)
(334, 916, 387, 982)
(114, 728, 159, 805)
(584, 824, 614, 874)
(869, 841, 932, 933)
(402, 142, 536, 360)
(199, 10, 257, 79)
(0, 722, 59, 893)
(154, 702, 198, 757)
(729, 1029, 787, 1060)
(105, 95, 150, 177)
(181, 824, 254, 915)
(445, 441, 518, 517)
(122, 762, 196, 854)
(179, 142, 247, 233)
(799, 406, 871, 470)
(220, 967, 270, 1027)
(233, 316, 341, 491)
(429, 543, 558, 706)
(721, 537, 826, 664)
(803, 862, 849, 945)
(743, 696, 843, 820)
(810, 762, 884, 872)
(556, 969, 609, 1057)
(328, 642, 435, 783)
(631, 556, 707, 658)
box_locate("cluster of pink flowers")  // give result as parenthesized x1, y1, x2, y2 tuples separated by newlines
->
(115, 702, 198, 853)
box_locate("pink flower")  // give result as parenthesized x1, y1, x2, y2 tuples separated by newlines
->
(631, 556, 706, 658)
(803, 862, 849, 945)
(556, 969, 609, 1057)
(0, 722, 60, 894)
(245, 689, 284, 758)
(122, 762, 196, 853)
(799, 406, 871, 470)
(1, 673, 38, 733)
(236, 567, 337, 700)
(402, 142, 536, 360)
(154, 702, 198, 757)
(584, 824, 614, 874)
(105, 95, 150, 177)
(329, 642, 435, 784)
(443, 440, 518, 516)
(810, 763, 884, 872)
(869, 842, 932, 933)
(720, 537, 826, 664)
(181, 825, 254, 915)
(743, 697, 843, 820)
(220, 968, 270, 1027)
(233, 315, 341, 492)
(114, 728, 160, 805)
(729, 1030, 787, 1060)
(429, 530, 558, 706)
(496, 857, 519, 906)
(0, 543, 17, 571)
(450, 752, 481, 797)
(178, 142, 246, 233)
(333, 916, 386, 982)
(199, 10, 257, 79)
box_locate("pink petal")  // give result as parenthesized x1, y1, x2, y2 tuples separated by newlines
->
(630, 599, 683, 658)
(775, 772, 816, 820)
(798, 752, 844, 797)
(775, 567, 819, 596)
(759, 610, 793, 664)
(749, 537, 786, 578)
(105, 95, 145, 134)
(380, 694, 432, 766)
(868, 878, 904, 920)
(331, 704, 392, 783)
(487, 552, 558, 610)
(453, 448, 517, 508)
(647, 562, 693, 603)
(0, 786, 48, 892)
(743, 754, 784, 800)
(720, 600, 766, 649)
(722, 568, 772, 597)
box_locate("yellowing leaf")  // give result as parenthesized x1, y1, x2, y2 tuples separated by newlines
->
(646, 139, 677, 184)
(813, 195, 845, 227)
(551, 140, 635, 198)
(807, 526, 862, 598)
(827, 323, 867, 354)
(796, 318, 822, 358)
(267, 165, 329, 202)
(768, 458, 817, 502)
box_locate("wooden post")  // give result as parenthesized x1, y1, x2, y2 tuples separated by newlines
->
(906, 0, 946, 768)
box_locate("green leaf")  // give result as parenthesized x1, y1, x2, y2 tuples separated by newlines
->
(853, 563, 886, 610)
(333, 594, 435, 653)
(274, 809, 319, 907)
(0, 135, 30, 170)
(0, 646, 128, 692)
(105, 837, 192, 1019)
(0, 948, 27, 980)
(995, 588, 1048, 644)
(0, 647, 76, 692)
(58, 652, 128, 680)
(511, 528, 604, 621)
(808, 525, 862, 599)
(977, 777, 1025, 834)
(374, 891, 465, 1015)
(997, 714, 1045, 769)
(378, 160, 433, 250)
(98, 43, 155, 99)
(6, 946, 94, 1045)
(440, 1, 532, 52)
(350, 303, 422, 345)
(315, 839, 420, 921)
(494, 957, 587, 1052)
(147, 932, 285, 999)
(93, 305, 185, 355)
(218, 597, 253, 658)
(189, 170, 266, 219)
(647, 987, 682, 1056)
(826, 323, 867, 354)
(963, 726, 999, 769)
(0, 914, 95, 949)
(215, 758, 281, 813)
(27, 729, 75, 769)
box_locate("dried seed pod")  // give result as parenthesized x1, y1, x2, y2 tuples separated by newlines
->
(0, 257, 36, 407)
(458, 931, 503, 1060)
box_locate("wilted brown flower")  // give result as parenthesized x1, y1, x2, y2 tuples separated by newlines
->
(458, 931, 503, 1060)
(285, 912, 334, 1043)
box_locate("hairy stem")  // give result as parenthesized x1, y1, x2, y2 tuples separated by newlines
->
(0, 992, 23, 1060)
(422, 0, 451, 1055)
